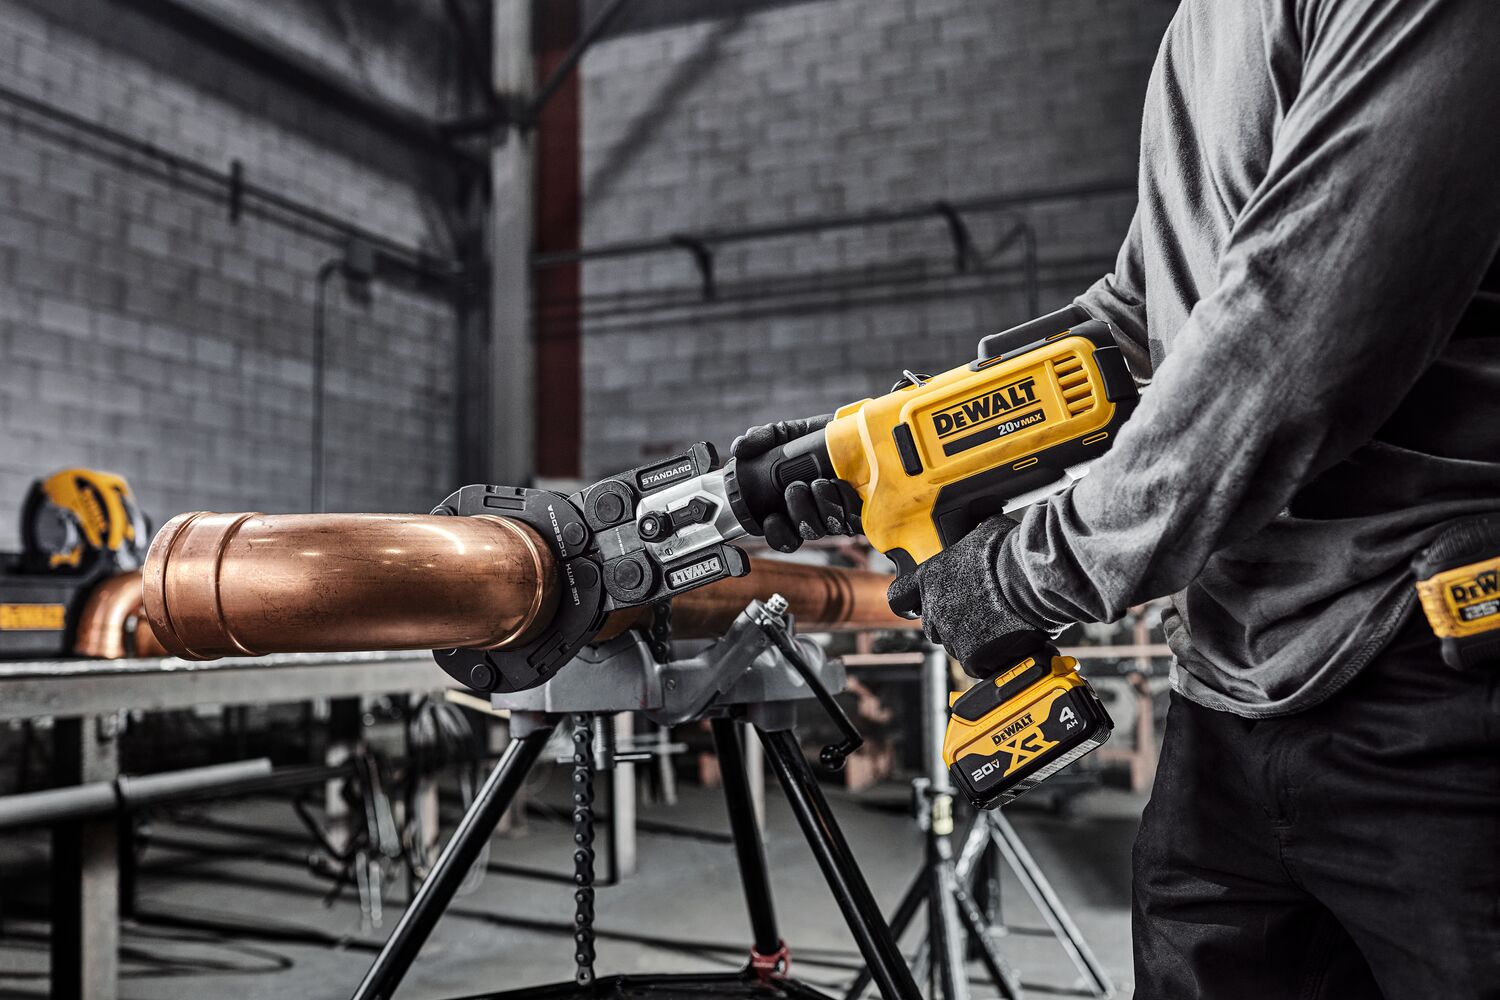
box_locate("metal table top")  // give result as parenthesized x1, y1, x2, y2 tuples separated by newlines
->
(0, 649, 444, 720)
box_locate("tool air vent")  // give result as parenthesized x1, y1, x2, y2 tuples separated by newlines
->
(1051, 353, 1095, 417)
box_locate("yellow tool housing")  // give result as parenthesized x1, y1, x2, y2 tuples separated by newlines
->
(820, 315, 1135, 573)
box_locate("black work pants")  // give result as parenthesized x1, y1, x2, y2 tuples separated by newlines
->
(1132, 614, 1500, 999)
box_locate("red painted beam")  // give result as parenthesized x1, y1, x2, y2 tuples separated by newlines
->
(533, 2, 584, 479)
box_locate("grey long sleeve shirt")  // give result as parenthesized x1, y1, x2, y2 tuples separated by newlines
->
(997, 0, 1500, 716)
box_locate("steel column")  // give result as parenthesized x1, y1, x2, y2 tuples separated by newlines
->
(490, 0, 536, 484)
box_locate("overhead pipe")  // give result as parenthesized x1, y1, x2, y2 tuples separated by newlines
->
(142, 511, 906, 661)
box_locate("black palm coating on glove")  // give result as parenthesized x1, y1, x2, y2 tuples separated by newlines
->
(730, 414, 861, 553)
(887, 515, 1059, 677)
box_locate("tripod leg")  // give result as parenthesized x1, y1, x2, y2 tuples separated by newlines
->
(990, 813, 1114, 998)
(954, 813, 991, 882)
(710, 719, 782, 963)
(758, 728, 922, 1000)
(351, 724, 556, 1000)
(844, 870, 924, 1000)
(951, 866, 1022, 1000)
(929, 844, 971, 1000)
(972, 841, 1002, 933)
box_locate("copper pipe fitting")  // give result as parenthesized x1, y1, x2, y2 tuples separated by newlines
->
(72, 569, 166, 659)
(142, 512, 558, 660)
(73, 569, 146, 660)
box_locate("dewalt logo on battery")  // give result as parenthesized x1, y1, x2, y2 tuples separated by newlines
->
(932, 377, 1039, 439)
(991, 712, 1035, 746)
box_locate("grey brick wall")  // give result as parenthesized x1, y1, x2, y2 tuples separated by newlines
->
(0, 0, 460, 551)
(578, 0, 1177, 476)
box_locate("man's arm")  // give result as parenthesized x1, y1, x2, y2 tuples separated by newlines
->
(998, 0, 1500, 629)
(1076, 207, 1153, 381)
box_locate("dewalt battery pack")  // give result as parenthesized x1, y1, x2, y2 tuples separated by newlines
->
(943, 647, 1113, 809)
(1414, 514, 1500, 671)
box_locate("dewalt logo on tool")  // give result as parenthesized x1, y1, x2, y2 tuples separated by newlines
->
(932, 377, 1039, 439)
(667, 553, 723, 590)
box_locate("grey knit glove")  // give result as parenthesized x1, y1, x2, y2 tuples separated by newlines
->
(887, 515, 1058, 677)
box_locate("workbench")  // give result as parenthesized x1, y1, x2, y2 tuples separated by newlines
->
(0, 650, 443, 1000)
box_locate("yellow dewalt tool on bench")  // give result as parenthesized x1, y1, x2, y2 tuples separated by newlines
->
(621, 304, 1139, 807)
(2, 468, 150, 657)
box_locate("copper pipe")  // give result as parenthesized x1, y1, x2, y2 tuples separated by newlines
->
(74, 570, 145, 659)
(143, 512, 558, 660)
(595, 558, 905, 640)
(142, 511, 905, 660)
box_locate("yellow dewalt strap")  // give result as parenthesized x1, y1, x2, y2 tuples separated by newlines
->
(1416, 555, 1500, 639)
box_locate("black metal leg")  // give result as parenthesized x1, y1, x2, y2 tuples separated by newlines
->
(711, 718, 781, 959)
(973, 840, 1002, 928)
(757, 727, 921, 1000)
(50, 716, 119, 1000)
(351, 724, 556, 1000)
(929, 846, 967, 1000)
(989, 812, 1114, 997)
(843, 870, 923, 1000)
(952, 876, 1021, 1000)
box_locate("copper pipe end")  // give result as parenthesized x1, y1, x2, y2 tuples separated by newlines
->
(596, 556, 906, 641)
(142, 512, 558, 660)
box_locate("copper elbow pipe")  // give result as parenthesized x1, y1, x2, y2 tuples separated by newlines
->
(74, 569, 147, 659)
(73, 570, 166, 659)
(142, 512, 558, 660)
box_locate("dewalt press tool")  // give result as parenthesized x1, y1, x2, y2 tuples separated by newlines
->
(435, 304, 1137, 807)
(717, 303, 1138, 807)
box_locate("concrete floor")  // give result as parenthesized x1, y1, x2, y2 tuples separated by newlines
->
(0, 765, 1143, 1000)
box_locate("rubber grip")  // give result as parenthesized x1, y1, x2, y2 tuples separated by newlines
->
(724, 429, 835, 534)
